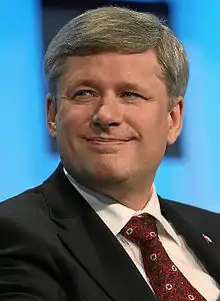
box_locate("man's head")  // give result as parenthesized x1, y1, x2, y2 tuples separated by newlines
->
(45, 6, 188, 108)
(45, 6, 188, 199)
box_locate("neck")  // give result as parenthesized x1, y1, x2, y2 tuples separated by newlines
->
(68, 170, 155, 211)
(103, 184, 154, 210)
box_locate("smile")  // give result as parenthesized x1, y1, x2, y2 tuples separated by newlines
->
(84, 137, 134, 152)
(86, 138, 132, 143)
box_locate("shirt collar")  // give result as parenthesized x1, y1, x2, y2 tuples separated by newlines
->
(64, 168, 181, 245)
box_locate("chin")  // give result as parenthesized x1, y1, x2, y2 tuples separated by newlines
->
(84, 164, 130, 183)
(66, 155, 132, 183)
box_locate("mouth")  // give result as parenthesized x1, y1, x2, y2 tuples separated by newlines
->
(85, 137, 134, 143)
(84, 137, 135, 152)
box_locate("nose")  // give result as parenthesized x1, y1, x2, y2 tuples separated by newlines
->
(92, 94, 123, 129)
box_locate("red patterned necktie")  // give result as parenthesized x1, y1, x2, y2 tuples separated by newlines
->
(120, 213, 206, 301)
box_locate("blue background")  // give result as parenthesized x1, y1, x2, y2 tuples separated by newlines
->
(1, 0, 220, 212)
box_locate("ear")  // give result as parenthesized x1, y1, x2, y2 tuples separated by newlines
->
(46, 93, 57, 139)
(167, 96, 184, 145)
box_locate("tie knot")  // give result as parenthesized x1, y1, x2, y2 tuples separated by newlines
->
(120, 213, 158, 246)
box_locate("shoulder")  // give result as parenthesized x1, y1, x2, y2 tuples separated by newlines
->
(0, 184, 49, 221)
(163, 197, 220, 217)
(0, 186, 65, 299)
(160, 196, 220, 232)
(0, 184, 55, 245)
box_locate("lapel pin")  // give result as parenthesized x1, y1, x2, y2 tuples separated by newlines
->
(202, 234, 214, 245)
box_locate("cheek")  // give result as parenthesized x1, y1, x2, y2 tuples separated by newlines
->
(57, 106, 85, 134)
(56, 110, 77, 147)
(56, 107, 92, 155)
(130, 106, 169, 139)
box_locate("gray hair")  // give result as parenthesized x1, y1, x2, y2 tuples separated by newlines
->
(44, 6, 189, 108)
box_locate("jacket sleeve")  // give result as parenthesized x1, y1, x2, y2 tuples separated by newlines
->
(0, 214, 67, 301)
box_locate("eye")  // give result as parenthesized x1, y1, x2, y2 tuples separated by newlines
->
(70, 89, 99, 102)
(122, 91, 141, 98)
(121, 91, 154, 103)
(74, 90, 94, 97)
(121, 91, 142, 99)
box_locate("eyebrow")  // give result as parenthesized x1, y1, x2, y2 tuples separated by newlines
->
(115, 82, 146, 92)
(65, 78, 151, 93)
(69, 79, 101, 89)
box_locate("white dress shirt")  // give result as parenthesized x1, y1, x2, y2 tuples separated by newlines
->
(64, 169, 220, 300)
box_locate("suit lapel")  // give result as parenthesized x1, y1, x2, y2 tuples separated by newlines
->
(43, 165, 156, 301)
(43, 165, 220, 299)
(160, 197, 220, 286)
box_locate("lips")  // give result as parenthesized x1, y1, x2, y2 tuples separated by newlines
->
(86, 137, 133, 142)
(83, 136, 135, 153)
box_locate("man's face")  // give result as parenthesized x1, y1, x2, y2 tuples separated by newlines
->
(47, 50, 183, 185)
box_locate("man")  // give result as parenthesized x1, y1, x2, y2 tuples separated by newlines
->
(0, 6, 219, 301)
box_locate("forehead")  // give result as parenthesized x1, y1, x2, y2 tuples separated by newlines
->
(59, 50, 164, 89)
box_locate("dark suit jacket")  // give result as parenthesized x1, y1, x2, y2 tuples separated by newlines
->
(0, 164, 220, 301)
